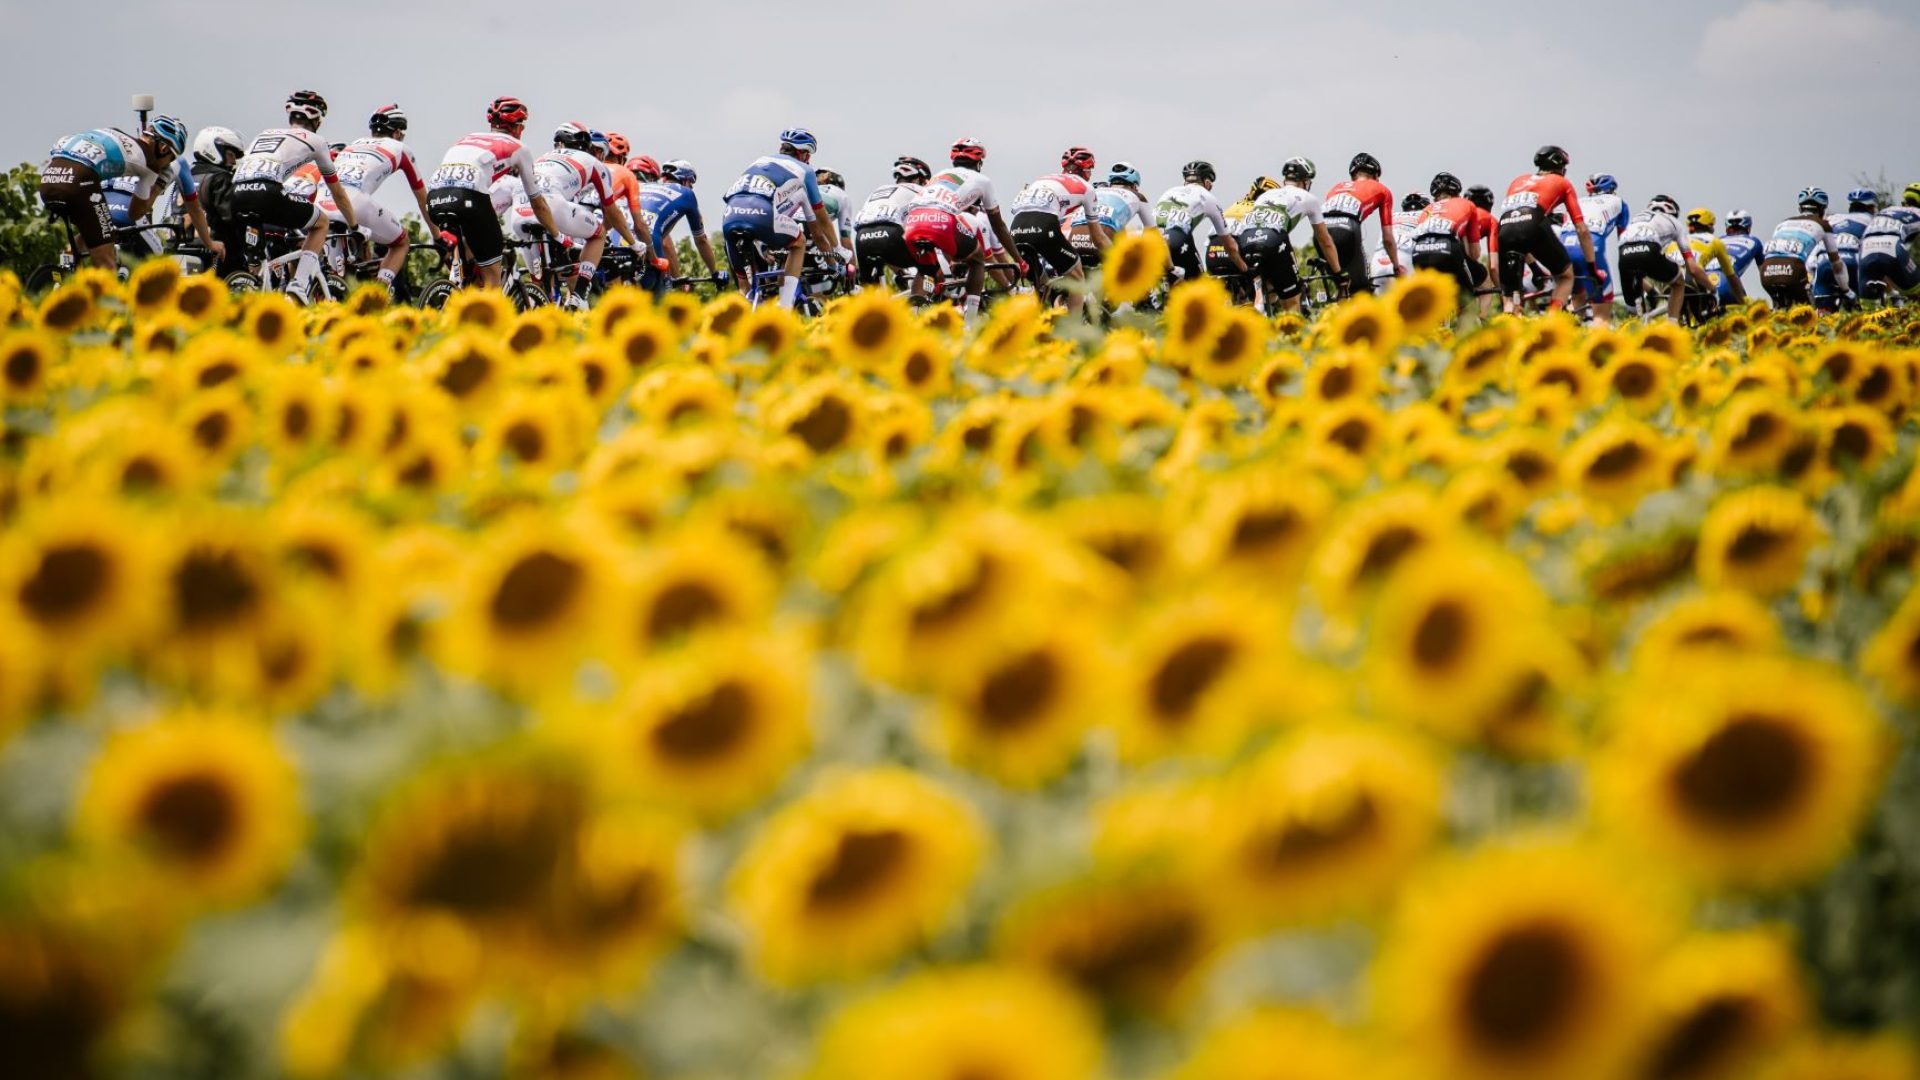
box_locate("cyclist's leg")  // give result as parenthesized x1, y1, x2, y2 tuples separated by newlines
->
(39, 161, 117, 269)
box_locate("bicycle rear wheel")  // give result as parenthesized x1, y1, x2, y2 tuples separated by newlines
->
(224, 271, 262, 296)
(509, 279, 547, 311)
(420, 279, 455, 310)
(24, 264, 65, 296)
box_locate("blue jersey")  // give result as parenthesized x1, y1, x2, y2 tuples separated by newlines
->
(722, 153, 821, 240)
(1716, 233, 1765, 300)
(637, 182, 705, 247)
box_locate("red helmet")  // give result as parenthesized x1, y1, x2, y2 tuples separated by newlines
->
(628, 154, 661, 182)
(950, 138, 986, 168)
(606, 132, 630, 158)
(487, 96, 529, 128)
(1061, 146, 1096, 176)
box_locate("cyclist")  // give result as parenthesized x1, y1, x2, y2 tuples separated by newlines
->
(1813, 187, 1877, 309)
(1217, 156, 1340, 313)
(1574, 173, 1630, 321)
(815, 167, 856, 257)
(1409, 172, 1491, 316)
(590, 132, 648, 260)
(902, 138, 1022, 317)
(39, 115, 192, 271)
(852, 155, 931, 287)
(427, 96, 560, 293)
(506, 122, 642, 309)
(1322, 152, 1398, 296)
(1225, 176, 1280, 227)
(1155, 160, 1243, 284)
(1617, 195, 1716, 319)
(231, 92, 358, 302)
(189, 127, 246, 274)
(1496, 145, 1596, 313)
(1465, 184, 1500, 316)
(1718, 210, 1765, 304)
(721, 127, 841, 310)
(1064, 161, 1157, 268)
(1371, 192, 1426, 291)
(318, 104, 431, 297)
(627, 154, 662, 184)
(1686, 207, 1748, 306)
(1009, 146, 1109, 316)
(639, 160, 722, 288)
(102, 143, 225, 266)
(1760, 187, 1850, 309)
(1858, 183, 1920, 300)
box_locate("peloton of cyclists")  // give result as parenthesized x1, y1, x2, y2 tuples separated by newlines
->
(1323, 153, 1400, 296)
(1065, 162, 1158, 268)
(1496, 145, 1598, 314)
(1615, 194, 1717, 321)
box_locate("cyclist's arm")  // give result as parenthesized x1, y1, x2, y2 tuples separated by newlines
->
(1715, 243, 1746, 300)
(1823, 229, 1851, 292)
(694, 230, 720, 275)
(985, 205, 1019, 261)
(1082, 192, 1111, 250)
(660, 224, 682, 274)
(402, 150, 432, 221)
(598, 174, 639, 246)
(1313, 222, 1340, 274)
(1561, 185, 1596, 268)
(514, 153, 561, 235)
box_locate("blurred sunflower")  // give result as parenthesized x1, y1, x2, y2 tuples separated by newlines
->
(1310, 486, 1449, 616)
(1189, 306, 1269, 386)
(928, 609, 1101, 788)
(37, 282, 96, 333)
(1102, 228, 1169, 306)
(444, 516, 616, 695)
(1177, 466, 1333, 582)
(243, 292, 304, 355)
(1631, 590, 1780, 674)
(771, 374, 864, 456)
(1172, 1008, 1377, 1080)
(426, 332, 510, 411)
(1635, 929, 1806, 1080)
(1, 495, 156, 664)
(810, 965, 1102, 1080)
(1116, 591, 1283, 761)
(1696, 485, 1820, 596)
(1162, 277, 1234, 367)
(1562, 416, 1670, 510)
(78, 708, 302, 907)
(1762, 1033, 1920, 1080)
(1865, 584, 1920, 704)
(829, 288, 913, 369)
(443, 288, 513, 332)
(1388, 269, 1458, 339)
(1322, 292, 1403, 357)
(0, 914, 133, 1080)
(172, 273, 228, 324)
(0, 329, 57, 404)
(729, 767, 985, 985)
(1602, 349, 1674, 414)
(997, 870, 1221, 1015)
(280, 922, 479, 1078)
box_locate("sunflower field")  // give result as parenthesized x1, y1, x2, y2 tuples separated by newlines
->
(4, 248, 1920, 1080)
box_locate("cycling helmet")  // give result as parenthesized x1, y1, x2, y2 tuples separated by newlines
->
(815, 167, 845, 188)
(328, 142, 347, 155)
(589, 130, 611, 157)
(1402, 192, 1431, 214)
(1797, 186, 1830, 211)
(1282, 156, 1316, 183)
(1466, 184, 1495, 211)
(191, 125, 243, 164)
(286, 90, 328, 127)
(1648, 194, 1681, 217)
(1182, 160, 1216, 183)
(1687, 207, 1716, 231)
(1061, 146, 1097, 176)
(553, 122, 592, 151)
(1430, 171, 1463, 199)
(1726, 209, 1754, 230)
(1586, 172, 1618, 195)
(1246, 176, 1280, 201)
(662, 159, 697, 185)
(628, 155, 661, 182)
(146, 115, 189, 158)
(1847, 187, 1878, 208)
(893, 155, 932, 184)
(1534, 145, 1571, 171)
(368, 104, 407, 136)
(605, 133, 630, 158)
(487, 96, 530, 128)
(779, 127, 817, 153)
(1349, 152, 1382, 178)
(950, 138, 986, 168)
(1107, 161, 1141, 186)
(1905, 183, 1920, 208)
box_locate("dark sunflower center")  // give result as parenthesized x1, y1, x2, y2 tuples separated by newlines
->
(438, 350, 491, 396)
(503, 420, 546, 463)
(790, 395, 852, 453)
(508, 324, 544, 353)
(488, 551, 584, 630)
(1729, 413, 1778, 453)
(1208, 320, 1250, 364)
(254, 310, 285, 342)
(975, 650, 1060, 733)
(287, 542, 343, 582)
(651, 680, 753, 761)
(1829, 423, 1871, 466)
(1328, 417, 1372, 453)
(172, 548, 260, 630)
(624, 330, 662, 367)
(1586, 441, 1646, 481)
(909, 556, 996, 636)
(282, 401, 311, 440)
(44, 293, 89, 329)
(1356, 524, 1423, 582)
(197, 360, 239, 388)
(1412, 598, 1471, 671)
(1615, 363, 1655, 397)
(401, 802, 574, 916)
(136, 773, 239, 864)
(1858, 366, 1891, 402)
(192, 410, 231, 451)
(5, 345, 43, 388)
(178, 285, 212, 317)
(646, 580, 728, 643)
(1724, 524, 1786, 566)
(1246, 795, 1378, 871)
(903, 350, 935, 385)
(1230, 508, 1299, 555)
(121, 456, 165, 492)
(806, 828, 909, 911)
(1319, 365, 1354, 399)
(1149, 636, 1236, 725)
(19, 543, 111, 624)
(1053, 905, 1203, 1001)
(1460, 920, 1588, 1057)
(1671, 714, 1810, 832)
(849, 309, 893, 350)
(1504, 452, 1550, 487)
(1645, 995, 1757, 1080)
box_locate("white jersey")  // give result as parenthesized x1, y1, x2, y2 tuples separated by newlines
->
(1234, 185, 1324, 239)
(1010, 173, 1099, 221)
(1372, 214, 1421, 280)
(1766, 214, 1846, 272)
(913, 167, 1000, 215)
(331, 136, 421, 194)
(1580, 192, 1629, 238)
(968, 210, 1003, 255)
(430, 131, 540, 195)
(528, 148, 616, 207)
(855, 181, 922, 226)
(234, 127, 336, 185)
(1154, 183, 1230, 236)
(1623, 210, 1694, 263)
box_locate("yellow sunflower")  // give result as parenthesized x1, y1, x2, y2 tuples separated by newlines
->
(1321, 292, 1403, 357)
(1635, 928, 1807, 1080)
(1630, 590, 1781, 674)
(996, 870, 1221, 1015)
(927, 609, 1102, 789)
(1310, 485, 1450, 616)
(809, 965, 1103, 1080)
(442, 516, 617, 696)
(1162, 277, 1234, 367)
(1562, 416, 1673, 511)
(1696, 485, 1820, 596)
(1102, 228, 1169, 306)
(729, 766, 985, 985)
(1172, 1008, 1378, 1080)
(1865, 585, 1920, 704)
(1, 495, 157, 665)
(0, 329, 58, 405)
(828, 287, 913, 369)
(1388, 269, 1459, 339)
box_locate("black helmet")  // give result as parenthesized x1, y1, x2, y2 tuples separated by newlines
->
(892, 155, 931, 183)
(1430, 171, 1463, 199)
(553, 121, 593, 152)
(1281, 156, 1316, 183)
(1182, 160, 1216, 183)
(1466, 184, 1495, 211)
(286, 89, 328, 127)
(368, 104, 407, 137)
(1534, 145, 1571, 171)
(815, 167, 845, 188)
(1402, 192, 1431, 214)
(1349, 152, 1382, 178)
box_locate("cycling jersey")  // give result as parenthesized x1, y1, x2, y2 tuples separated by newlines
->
(1500, 173, 1584, 227)
(529, 148, 616, 206)
(1765, 214, 1845, 269)
(913, 167, 1001, 216)
(1410, 197, 1491, 294)
(637, 181, 706, 246)
(854, 182, 922, 227)
(104, 157, 198, 212)
(48, 128, 164, 194)
(1580, 194, 1629, 244)
(1865, 208, 1920, 242)
(603, 163, 644, 238)
(235, 128, 336, 186)
(1859, 208, 1920, 295)
(1154, 183, 1229, 236)
(1714, 233, 1765, 300)
(1323, 178, 1394, 226)
(820, 183, 853, 242)
(429, 131, 541, 195)
(332, 137, 422, 194)
(1240, 186, 1324, 238)
(1011, 173, 1099, 222)
(1621, 210, 1694, 264)
(1689, 233, 1740, 296)
(1414, 197, 1490, 244)
(1371, 215, 1420, 283)
(1067, 186, 1155, 234)
(724, 153, 824, 241)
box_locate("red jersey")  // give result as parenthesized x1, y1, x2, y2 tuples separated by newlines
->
(1415, 197, 1489, 244)
(1499, 173, 1583, 226)
(1324, 178, 1394, 226)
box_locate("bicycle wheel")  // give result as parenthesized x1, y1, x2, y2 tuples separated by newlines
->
(224, 271, 262, 296)
(24, 264, 66, 296)
(419, 279, 455, 310)
(324, 275, 349, 303)
(509, 279, 547, 311)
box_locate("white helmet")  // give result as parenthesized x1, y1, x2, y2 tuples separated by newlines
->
(192, 126, 244, 165)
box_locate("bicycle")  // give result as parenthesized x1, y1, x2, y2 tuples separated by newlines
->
(419, 222, 551, 312)
(27, 218, 214, 294)
(901, 258, 1022, 310)
(1296, 256, 1348, 319)
(734, 239, 848, 315)
(224, 213, 347, 303)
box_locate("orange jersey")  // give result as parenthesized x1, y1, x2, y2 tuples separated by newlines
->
(1500, 173, 1583, 225)
(607, 163, 643, 226)
(1324, 177, 1395, 226)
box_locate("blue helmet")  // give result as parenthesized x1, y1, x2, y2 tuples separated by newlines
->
(1846, 186, 1878, 208)
(146, 115, 189, 157)
(1586, 172, 1618, 195)
(663, 159, 697, 185)
(1106, 160, 1141, 186)
(589, 129, 610, 155)
(1727, 208, 1754, 230)
(778, 127, 816, 152)
(1797, 186, 1830, 211)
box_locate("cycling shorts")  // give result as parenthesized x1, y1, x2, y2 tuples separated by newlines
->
(1323, 214, 1372, 295)
(38, 159, 113, 250)
(1165, 226, 1202, 282)
(428, 187, 505, 267)
(1571, 258, 1612, 304)
(1496, 219, 1570, 296)
(1410, 234, 1484, 297)
(1212, 228, 1301, 300)
(1760, 255, 1812, 307)
(1618, 241, 1679, 310)
(1066, 224, 1103, 268)
(1010, 210, 1080, 276)
(512, 199, 602, 244)
(854, 221, 911, 284)
(1860, 240, 1920, 294)
(721, 200, 793, 253)
(234, 178, 323, 233)
(322, 186, 405, 246)
(901, 206, 978, 266)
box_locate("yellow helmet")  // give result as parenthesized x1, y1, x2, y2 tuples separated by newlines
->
(1247, 175, 1280, 201)
(1686, 207, 1717, 231)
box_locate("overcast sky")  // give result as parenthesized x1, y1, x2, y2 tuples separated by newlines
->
(5, 0, 1918, 243)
